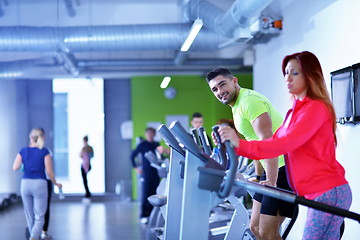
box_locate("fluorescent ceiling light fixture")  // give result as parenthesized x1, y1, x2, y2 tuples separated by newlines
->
(0, 71, 22, 78)
(160, 76, 171, 89)
(181, 18, 203, 52)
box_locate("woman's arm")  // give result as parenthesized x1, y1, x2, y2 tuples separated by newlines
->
(221, 101, 330, 160)
(45, 154, 62, 188)
(13, 153, 23, 171)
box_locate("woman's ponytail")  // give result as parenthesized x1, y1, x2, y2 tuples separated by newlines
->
(36, 135, 45, 149)
(29, 128, 45, 149)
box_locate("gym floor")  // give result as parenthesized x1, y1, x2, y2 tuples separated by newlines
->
(0, 200, 146, 240)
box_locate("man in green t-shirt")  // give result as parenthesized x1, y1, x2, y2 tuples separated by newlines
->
(206, 68, 296, 240)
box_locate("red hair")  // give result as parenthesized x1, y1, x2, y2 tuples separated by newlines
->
(282, 51, 337, 144)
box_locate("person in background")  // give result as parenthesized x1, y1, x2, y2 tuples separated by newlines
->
(218, 51, 352, 240)
(80, 135, 94, 203)
(130, 127, 160, 224)
(24, 150, 54, 240)
(190, 112, 205, 129)
(191, 112, 213, 149)
(13, 128, 62, 240)
(158, 112, 212, 155)
(41, 172, 53, 240)
(206, 67, 296, 239)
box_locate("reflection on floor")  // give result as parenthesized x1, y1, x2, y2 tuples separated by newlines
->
(0, 200, 146, 240)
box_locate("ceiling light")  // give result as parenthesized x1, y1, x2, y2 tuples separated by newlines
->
(180, 18, 203, 52)
(160, 76, 171, 89)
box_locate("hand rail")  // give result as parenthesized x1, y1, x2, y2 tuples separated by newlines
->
(233, 179, 360, 223)
(198, 126, 212, 156)
(217, 138, 238, 198)
(157, 124, 185, 156)
(191, 128, 201, 146)
(169, 121, 208, 163)
(212, 125, 228, 168)
(144, 151, 161, 165)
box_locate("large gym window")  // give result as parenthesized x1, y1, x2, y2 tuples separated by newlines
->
(53, 78, 105, 194)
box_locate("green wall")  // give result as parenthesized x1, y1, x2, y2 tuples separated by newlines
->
(131, 74, 252, 141)
(130, 74, 252, 199)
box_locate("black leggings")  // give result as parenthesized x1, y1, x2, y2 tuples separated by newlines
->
(81, 165, 91, 198)
(43, 180, 53, 232)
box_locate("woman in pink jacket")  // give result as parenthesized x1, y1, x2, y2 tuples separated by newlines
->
(219, 51, 352, 240)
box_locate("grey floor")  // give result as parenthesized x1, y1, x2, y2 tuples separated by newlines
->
(0, 199, 146, 240)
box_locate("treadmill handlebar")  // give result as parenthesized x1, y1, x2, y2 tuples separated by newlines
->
(157, 124, 185, 156)
(198, 126, 212, 156)
(212, 125, 228, 168)
(169, 121, 208, 162)
(234, 179, 296, 203)
(144, 151, 161, 166)
(296, 196, 360, 223)
(234, 179, 360, 223)
(191, 128, 201, 146)
(217, 140, 239, 198)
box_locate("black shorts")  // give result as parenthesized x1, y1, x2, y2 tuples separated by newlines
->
(253, 166, 297, 218)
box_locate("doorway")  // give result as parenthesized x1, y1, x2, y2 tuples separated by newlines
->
(53, 78, 105, 194)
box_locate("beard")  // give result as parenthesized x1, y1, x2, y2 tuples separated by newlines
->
(220, 90, 236, 105)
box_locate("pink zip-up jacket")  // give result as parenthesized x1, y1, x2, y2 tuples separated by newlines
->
(236, 97, 348, 198)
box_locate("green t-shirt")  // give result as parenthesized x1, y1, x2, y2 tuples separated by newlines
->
(231, 88, 285, 168)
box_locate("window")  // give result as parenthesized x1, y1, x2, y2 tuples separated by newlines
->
(53, 78, 105, 194)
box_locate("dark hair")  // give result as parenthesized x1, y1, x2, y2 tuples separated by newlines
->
(206, 67, 234, 82)
(282, 51, 337, 145)
(192, 112, 203, 119)
(83, 135, 88, 142)
(145, 127, 156, 134)
(217, 119, 236, 130)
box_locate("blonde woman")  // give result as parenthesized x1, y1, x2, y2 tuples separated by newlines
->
(13, 128, 62, 240)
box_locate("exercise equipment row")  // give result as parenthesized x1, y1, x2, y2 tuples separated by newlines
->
(154, 121, 360, 240)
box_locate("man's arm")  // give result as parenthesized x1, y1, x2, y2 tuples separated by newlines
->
(251, 112, 278, 186)
(157, 146, 171, 155)
(130, 144, 143, 174)
(253, 161, 264, 181)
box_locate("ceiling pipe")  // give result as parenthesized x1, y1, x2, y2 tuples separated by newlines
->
(77, 58, 243, 68)
(6, 67, 252, 80)
(55, 51, 79, 76)
(0, 59, 45, 78)
(0, 0, 277, 78)
(55, 43, 80, 76)
(186, 0, 273, 38)
(0, 58, 244, 79)
(0, 24, 226, 52)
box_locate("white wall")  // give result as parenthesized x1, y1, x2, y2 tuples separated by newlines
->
(0, 80, 55, 194)
(253, 0, 360, 239)
(0, 81, 23, 193)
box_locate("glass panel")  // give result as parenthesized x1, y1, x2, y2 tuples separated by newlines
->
(53, 93, 69, 178)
